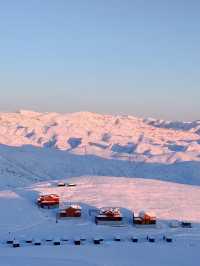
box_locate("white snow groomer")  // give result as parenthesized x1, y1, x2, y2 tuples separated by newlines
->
(133, 211, 157, 228)
(95, 207, 123, 226)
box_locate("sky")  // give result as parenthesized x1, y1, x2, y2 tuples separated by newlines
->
(0, 0, 199, 121)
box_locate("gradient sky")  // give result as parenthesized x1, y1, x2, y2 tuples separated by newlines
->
(0, 0, 199, 120)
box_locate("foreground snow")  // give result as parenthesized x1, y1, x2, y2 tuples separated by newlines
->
(0, 110, 199, 265)
(0, 176, 199, 265)
(0, 243, 199, 266)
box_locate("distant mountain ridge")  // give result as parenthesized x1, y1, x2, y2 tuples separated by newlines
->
(0, 110, 200, 158)
(0, 110, 199, 187)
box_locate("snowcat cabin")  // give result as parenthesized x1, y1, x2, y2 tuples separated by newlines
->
(95, 207, 123, 225)
(37, 194, 59, 209)
(59, 205, 82, 218)
(133, 211, 156, 227)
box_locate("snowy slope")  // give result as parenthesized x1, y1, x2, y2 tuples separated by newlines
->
(0, 111, 200, 265)
(0, 175, 200, 266)
(1, 243, 200, 266)
(0, 110, 200, 158)
(0, 110, 199, 154)
(0, 110, 200, 187)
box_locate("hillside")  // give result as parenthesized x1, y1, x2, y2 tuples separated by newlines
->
(0, 111, 200, 266)
(0, 175, 200, 266)
(0, 110, 200, 187)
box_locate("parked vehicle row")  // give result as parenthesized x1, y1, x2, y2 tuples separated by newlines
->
(6, 234, 174, 248)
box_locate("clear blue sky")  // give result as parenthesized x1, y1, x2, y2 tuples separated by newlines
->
(0, 0, 199, 120)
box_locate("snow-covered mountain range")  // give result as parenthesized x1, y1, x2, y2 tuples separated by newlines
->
(0, 110, 200, 266)
(0, 110, 200, 187)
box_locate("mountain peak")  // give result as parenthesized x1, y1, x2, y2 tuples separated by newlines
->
(18, 110, 42, 117)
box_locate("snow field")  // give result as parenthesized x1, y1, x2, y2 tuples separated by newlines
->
(0, 175, 199, 265)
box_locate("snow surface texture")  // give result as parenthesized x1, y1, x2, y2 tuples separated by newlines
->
(0, 110, 200, 265)
(0, 176, 200, 266)
(0, 110, 200, 187)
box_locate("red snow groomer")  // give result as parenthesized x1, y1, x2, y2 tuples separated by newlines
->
(133, 211, 156, 227)
(37, 194, 60, 208)
(95, 207, 123, 225)
(59, 205, 82, 218)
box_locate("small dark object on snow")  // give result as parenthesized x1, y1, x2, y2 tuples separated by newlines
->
(34, 239, 42, 246)
(57, 182, 66, 187)
(53, 238, 61, 246)
(61, 237, 69, 242)
(147, 236, 155, 243)
(166, 237, 173, 243)
(114, 235, 121, 242)
(74, 239, 81, 245)
(93, 238, 101, 245)
(13, 240, 20, 248)
(45, 237, 53, 242)
(7, 239, 14, 244)
(181, 221, 192, 228)
(26, 239, 33, 244)
(132, 237, 138, 243)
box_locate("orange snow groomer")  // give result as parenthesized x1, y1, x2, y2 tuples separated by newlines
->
(37, 194, 60, 208)
(59, 205, 82, 218)
(134, 211, 156, 226)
